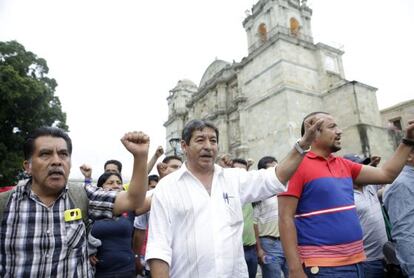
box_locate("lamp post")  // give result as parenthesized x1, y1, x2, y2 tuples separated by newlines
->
(169, 137, 180, 156)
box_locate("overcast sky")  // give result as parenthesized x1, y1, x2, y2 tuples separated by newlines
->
(1, 0, 413, 180)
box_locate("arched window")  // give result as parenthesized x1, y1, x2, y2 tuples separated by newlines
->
(258, 23, 267, 42)
(290, 17, 300, 36)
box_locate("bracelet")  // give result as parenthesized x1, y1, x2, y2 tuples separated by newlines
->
(402, 138, 414, 147)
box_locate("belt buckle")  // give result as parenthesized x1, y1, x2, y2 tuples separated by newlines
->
(310, 266, 319, 274)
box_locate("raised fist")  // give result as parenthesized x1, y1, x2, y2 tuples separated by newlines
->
(79, 164, 92, 179)
(157, 162, 168, 179)
(300, 116, 325, 149)
(405, 119, 414, 140)
(155, 146, 164, 158)
(121, 131, 150, 157)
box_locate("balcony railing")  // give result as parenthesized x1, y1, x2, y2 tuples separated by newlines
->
(248, 25, 313, 53)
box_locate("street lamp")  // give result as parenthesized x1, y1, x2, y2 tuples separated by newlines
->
(169, 137, 181, 156)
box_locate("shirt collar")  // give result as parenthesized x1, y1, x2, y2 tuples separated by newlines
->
(176, 162, 224, 181)
(15, 178, 32, 200)
(306, 151, 336, 161)
(14, 178, 69, 201)
(403, 165, 414, 172)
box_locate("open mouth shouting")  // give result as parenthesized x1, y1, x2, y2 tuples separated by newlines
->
(48, 169, 65, 179)
(200, 153, 213, 160)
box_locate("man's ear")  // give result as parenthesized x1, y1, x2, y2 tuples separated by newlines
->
(23, 160, 32, 174)
(180, 140, 187, 155)
(408, 151, 414, 163)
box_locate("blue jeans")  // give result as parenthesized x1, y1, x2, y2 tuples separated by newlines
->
(361, 260, 384, 278)
(260, 237, 288, 278)
(304, 263, 365, 278)
(244, 245, 258, 278)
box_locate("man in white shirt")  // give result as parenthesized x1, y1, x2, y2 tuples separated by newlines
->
(146, 118, 322, 278)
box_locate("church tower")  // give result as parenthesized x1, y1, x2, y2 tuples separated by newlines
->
(164, 79, 197, 155)
(236, 0, 393, 160)
(244, 0, 313, 54)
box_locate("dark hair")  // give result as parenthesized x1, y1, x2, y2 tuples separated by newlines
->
(257, 156, 278, 170)
(162, 155, 183, 164)
(97, 172, 123, 188)
(24, 126, 72, 160)
(104, 159, 122, 173)
(181, 119, 219, 145)
(148, 174, 159, 183)
(232, 158, 248, 168)
(301, 111, 329, 136)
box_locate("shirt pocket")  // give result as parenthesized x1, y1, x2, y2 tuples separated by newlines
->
(65, 220, 85, 250)
(224, 198, 243, 226)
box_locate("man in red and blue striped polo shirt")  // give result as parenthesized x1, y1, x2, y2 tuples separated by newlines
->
(279, 111, 414, 277)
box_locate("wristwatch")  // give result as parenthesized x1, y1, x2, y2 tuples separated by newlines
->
(402, 138, 414, 147)
(294, 139, 311, 155)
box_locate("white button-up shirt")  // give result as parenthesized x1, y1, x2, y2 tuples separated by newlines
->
(145, 163, 285, 278)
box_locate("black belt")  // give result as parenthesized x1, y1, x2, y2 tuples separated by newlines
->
(260, 235, 280, 241)
(243, 244, 256, 250)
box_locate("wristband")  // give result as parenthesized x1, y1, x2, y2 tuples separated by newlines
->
(402, 138, 414, 147)
(84, 178, 92, 184)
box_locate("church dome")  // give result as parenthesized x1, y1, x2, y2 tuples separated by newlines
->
(171, 79, 198, 93)
(199, 59, 230, 88)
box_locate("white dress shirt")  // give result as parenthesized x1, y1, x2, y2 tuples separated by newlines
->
(145, 163, 285, 278)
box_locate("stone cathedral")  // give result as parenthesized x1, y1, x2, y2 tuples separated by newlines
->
(164, 0, 395, 164)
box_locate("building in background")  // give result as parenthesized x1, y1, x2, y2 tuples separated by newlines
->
(381, 99, 414, 149)
(165, 0, 397, 164)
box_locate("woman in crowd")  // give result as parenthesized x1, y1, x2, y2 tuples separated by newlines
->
(90, 172, 136, 278)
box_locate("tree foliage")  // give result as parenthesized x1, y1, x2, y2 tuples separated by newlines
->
(0, 40, 68, 186)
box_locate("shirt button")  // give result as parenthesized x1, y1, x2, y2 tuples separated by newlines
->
(46, 230, 50, 234)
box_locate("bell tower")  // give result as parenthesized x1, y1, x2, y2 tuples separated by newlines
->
(164, 79, 197, 155)
(243, 0, 313, 54)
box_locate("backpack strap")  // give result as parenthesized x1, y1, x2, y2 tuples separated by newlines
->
(1, 182, 90, 228)
(0, 189, 15, 223)
(381, 204, 394, 242)
(67, 183, 90, 228)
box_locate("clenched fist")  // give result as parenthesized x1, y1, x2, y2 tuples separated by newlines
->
(79, 164, 92, 179)
(156, 162, 168, 179)
(121, 131, 150, 157)
(155, 146, 164, 158)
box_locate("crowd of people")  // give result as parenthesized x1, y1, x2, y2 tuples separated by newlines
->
(0, 111, 413, 278)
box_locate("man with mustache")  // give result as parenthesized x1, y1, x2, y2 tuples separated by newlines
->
(145, 118, 323, 278)
(0, 126, 149, 277)
(278, 112, 414, 277)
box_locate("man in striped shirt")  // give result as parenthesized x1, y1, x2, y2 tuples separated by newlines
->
(279, 112, 414, 277)
(0, 127, 149, 277)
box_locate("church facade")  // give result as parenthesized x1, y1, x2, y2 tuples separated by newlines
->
(164, 0, 396, 164)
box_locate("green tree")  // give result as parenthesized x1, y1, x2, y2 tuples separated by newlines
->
(0, 40, 68, 186)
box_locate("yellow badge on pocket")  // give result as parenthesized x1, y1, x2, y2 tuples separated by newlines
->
(64, 208, 82, 222)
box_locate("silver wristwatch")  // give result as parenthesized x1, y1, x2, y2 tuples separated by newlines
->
(294, 139, 311, 155)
